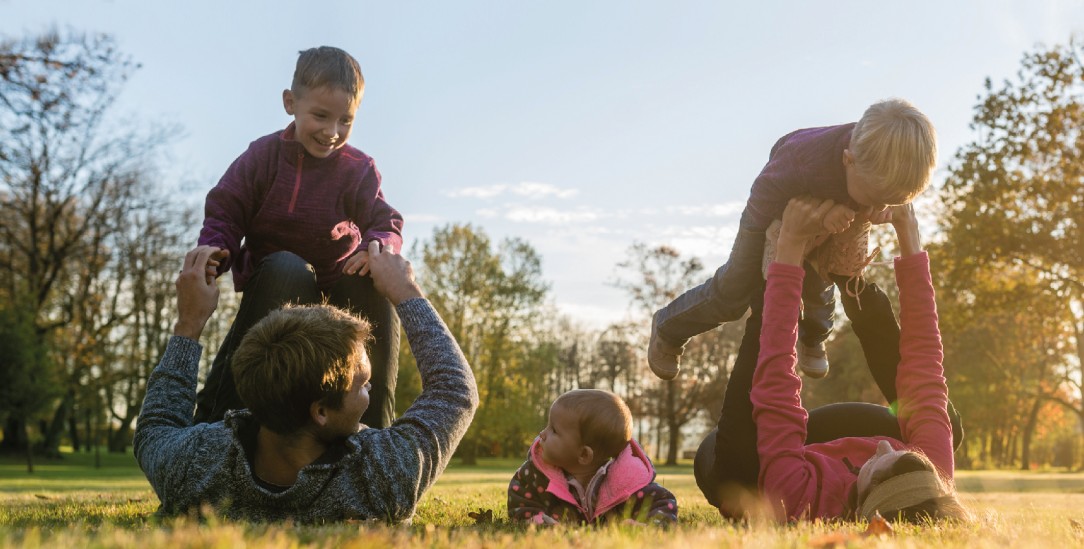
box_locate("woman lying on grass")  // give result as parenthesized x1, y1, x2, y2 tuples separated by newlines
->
(697, 196, 969, 523)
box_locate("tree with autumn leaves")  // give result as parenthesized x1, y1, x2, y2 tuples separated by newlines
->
(936, 39, 1083, 469)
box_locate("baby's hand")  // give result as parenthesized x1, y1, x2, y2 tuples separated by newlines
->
(343, 248, 371, 276)
(821, 203, 856, 234)
(531, 513, 558, 526)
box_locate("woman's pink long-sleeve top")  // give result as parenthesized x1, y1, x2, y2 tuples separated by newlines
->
(751, 252, 953, 521)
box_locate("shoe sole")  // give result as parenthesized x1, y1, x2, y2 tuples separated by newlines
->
(649, 357, 679, 381)
(800, 366, 829, 379)
(649, 313, 680, 381)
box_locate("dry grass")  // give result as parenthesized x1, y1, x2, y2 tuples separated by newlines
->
(3, 451, 1084, 547)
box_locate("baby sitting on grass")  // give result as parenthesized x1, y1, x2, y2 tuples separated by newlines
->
(507, 389, 678, 525)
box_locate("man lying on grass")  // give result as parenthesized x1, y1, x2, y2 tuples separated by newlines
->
(134, 242, 478, 522)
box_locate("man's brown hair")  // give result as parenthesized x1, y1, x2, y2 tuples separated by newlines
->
(232, 304, 370, 434)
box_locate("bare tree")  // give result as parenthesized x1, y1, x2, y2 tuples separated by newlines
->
(0, 29, 170, 454)
(612, 242, 743, 464)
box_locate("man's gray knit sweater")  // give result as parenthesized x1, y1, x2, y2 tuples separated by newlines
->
(133, 298, 478, 522)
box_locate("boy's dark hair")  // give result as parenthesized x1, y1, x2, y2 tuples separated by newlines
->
(291, 46, 364, 100)
(232, 304, 371, 434)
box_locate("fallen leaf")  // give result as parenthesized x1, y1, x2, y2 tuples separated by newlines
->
(809, 512, 893, 548)
(863, 511, 894, 537)
(809, 532, 859, 548)
(467, 508, 494, 524)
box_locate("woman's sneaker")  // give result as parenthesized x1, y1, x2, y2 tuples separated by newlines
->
(797, 341, 830, 378)
(648, 311, 683, 380)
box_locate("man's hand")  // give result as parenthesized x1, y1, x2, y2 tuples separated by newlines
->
(365, 240, 424, 305)
(174, 246, 227, 339)
(343, 249, 371, 276)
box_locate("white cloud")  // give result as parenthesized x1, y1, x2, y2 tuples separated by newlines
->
(445, 181, 578, 200)
(403, 213, 444, 223)
(655, 224, 738, 262)
(446, 184, 509, 199)
(662, 202, 745, 218)
(553, 301, 631, 329)
(503, 206, 601, 224)
(512, 181, 579, 199)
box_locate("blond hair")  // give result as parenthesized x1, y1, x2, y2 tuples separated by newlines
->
(232, 304, 371, 434)
(554, 389, 633, 462)
(292, 46, 364, 101)
(850, 98, 938, 205)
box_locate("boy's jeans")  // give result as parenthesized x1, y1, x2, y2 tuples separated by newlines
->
(193, 251, 400, 428)
(654, 225, 836, 350)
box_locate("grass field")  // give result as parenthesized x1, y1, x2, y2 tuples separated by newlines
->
(3, 450, 1084, 548)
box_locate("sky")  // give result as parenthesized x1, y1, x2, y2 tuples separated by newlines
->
(2, 0, 1082, 328)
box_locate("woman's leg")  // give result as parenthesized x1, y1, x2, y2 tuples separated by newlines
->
(807, 403, 902, 442)
(694, 280, 765, 516)
(830, 274, 964, 449)
(194, 252, 321, 423)
(327, 273, 400, 429)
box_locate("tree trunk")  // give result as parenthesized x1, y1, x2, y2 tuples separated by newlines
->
(665, 383, 679, 465)
(654, 418, 662, 463)
(459, 437, 478, 465)
(84, 410, 92, 453)
(24, 422, 34, 474)
(1020, 396, 1043, 470)
(40, 390, 73, 458)
(68, 406, 80, 452)
(109, 418, 133, 453)
(0, 418, 29, 454)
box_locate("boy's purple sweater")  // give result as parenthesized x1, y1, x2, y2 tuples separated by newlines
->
(199, 124, 404, 291)
(742, 123, 856, 231)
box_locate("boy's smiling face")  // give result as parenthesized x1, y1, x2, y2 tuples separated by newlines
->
(283, 85, 360, 158)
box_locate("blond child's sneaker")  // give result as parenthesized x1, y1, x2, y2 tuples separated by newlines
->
(648, 311, 683, 380)
(797, 341, 830, 378)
